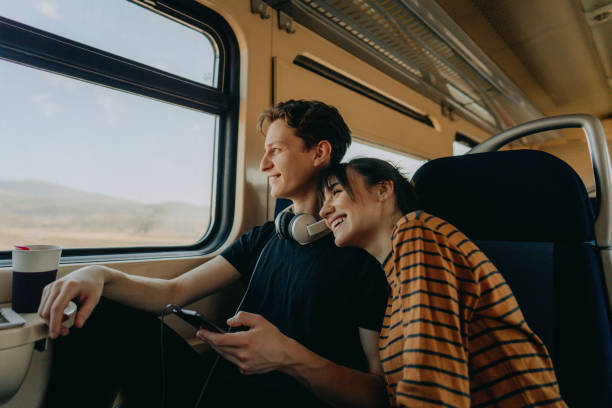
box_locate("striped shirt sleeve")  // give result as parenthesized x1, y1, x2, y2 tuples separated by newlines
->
(386, 216, 474, 408)
(380, 212, 566, 407)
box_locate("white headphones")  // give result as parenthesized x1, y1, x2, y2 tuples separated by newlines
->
(274, 204, 329, 245)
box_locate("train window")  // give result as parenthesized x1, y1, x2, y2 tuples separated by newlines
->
(345, 140, 427, 178)
(0, 0, 218, 86)
(0, 1, 238, 262)
(0, 61, 215, 249)
(454, 133, 478, 156)
(453, 142, 471, 155)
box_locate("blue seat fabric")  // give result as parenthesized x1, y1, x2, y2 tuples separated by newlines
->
(412, 150, 612, 408)
(274, 198, 292, 218)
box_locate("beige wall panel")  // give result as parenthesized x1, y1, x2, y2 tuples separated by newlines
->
(270, 18, 490, 157)
(538, 141, 595, 189)
(274, 57, 452, 159)
(451, 115, 492, 143)
(532, 119, 612, 190)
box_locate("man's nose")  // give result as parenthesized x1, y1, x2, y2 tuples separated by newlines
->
(260, 153, 271, 172)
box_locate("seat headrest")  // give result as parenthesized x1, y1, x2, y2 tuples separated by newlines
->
(412, 150, 594, 242)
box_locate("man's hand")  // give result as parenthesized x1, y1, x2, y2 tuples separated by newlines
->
(198, 312, 387, 407)
(196, 311, 295, 375)
(38, 265, 105, 339)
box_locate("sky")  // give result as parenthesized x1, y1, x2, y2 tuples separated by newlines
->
(0, 1, 217, 206)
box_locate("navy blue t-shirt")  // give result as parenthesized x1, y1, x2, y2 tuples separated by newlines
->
(214, 222, 388, 406)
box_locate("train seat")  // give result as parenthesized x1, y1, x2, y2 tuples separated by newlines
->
(412, 149, 612, 407)
(275, 198, 292, 217)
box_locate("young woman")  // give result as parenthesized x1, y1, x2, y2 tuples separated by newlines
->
(319, 157, 566, 407)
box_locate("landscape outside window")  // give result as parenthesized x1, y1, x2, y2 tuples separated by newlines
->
(0, 1, 217, 250)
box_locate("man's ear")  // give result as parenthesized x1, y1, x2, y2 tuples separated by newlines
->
(313, 140, 332, 167)
(377, 180, 395, 202)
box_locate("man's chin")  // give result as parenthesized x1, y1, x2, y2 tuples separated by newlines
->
(270, 187, 289, 199)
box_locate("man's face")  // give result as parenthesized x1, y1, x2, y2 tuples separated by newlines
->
(259, 119, 319, 199)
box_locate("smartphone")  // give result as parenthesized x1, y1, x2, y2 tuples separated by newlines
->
(0, 308, 26, 330)
(169, 305, 226, 333)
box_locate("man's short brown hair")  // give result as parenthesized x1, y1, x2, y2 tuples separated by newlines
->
(257, 100, 351, 165)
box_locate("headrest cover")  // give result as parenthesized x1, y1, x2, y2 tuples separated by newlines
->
(412, 150, 594, 242)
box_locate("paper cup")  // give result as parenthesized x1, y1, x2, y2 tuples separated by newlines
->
(12, 245, 62, 313)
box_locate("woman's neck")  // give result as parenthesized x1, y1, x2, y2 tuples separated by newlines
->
(366, 211, 404, 264)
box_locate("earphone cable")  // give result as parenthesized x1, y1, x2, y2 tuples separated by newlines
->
(160, 304, 174, 408)
(192, 237, 274, 407)
(158, 236, 274, 408)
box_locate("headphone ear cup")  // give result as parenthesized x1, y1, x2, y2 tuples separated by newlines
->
(275, 211, 294, 240)
(289, 213, 317, 245)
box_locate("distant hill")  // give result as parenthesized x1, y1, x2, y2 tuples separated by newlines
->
(0, 180, 210, 242)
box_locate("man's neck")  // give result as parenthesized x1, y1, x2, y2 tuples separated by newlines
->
(290, 191, 320, 216)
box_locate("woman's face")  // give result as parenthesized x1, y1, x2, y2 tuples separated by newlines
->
(319, 169, 381, 248)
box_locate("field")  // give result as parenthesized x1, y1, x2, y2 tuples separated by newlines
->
(0, 180, 210, 249)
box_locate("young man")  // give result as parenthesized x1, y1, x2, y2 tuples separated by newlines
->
(40, 100, 389, 407)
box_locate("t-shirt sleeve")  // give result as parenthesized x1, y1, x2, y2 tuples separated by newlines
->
(354, 253, 389, 331)
(220, 222, 275, 280)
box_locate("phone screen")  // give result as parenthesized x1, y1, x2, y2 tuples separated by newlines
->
(170, 306, 226, 333)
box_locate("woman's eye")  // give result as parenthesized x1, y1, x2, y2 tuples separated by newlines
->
(332, 189, 342, 196)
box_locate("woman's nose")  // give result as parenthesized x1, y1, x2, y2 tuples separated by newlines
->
(319, 200, 332, 219)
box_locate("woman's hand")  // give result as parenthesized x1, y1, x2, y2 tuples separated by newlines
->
(197, 311, 295, 375)
(38, 265, 106, 339)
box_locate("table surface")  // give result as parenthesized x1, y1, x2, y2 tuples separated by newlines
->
(0, 302, 76, 350)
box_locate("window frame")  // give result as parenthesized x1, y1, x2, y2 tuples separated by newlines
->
(455, 132, 478, 149)
(0, 0, 239, 266)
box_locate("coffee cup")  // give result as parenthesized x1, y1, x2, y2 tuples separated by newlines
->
(12, 245, 62, 313)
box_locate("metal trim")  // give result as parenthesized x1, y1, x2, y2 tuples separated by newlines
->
(469, 114, 612, 248)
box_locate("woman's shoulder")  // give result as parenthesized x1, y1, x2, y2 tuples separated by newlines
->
(392, 211, 466, 246)
(394, 210, 444, 230)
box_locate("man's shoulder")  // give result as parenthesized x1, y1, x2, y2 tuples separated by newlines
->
(241, 221, 276, 241)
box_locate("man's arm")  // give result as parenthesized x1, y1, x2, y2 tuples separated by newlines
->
(198, 312, 388, 408)
(39, 256, 241, 339)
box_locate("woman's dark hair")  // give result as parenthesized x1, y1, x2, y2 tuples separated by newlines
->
(257, 99, 351, 165)
(320, 157, 418, 214)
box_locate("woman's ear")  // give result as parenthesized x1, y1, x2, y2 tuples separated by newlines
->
(313, 140, 332, 167)
(377, 180, 395, 202)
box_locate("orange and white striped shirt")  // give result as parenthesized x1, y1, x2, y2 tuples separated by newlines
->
(380, 211, 566, 407)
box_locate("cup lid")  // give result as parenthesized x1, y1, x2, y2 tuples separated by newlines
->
(13, 245, 62, 252)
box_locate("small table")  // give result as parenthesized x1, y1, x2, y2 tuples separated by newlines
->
(0, 302, 76, 403)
